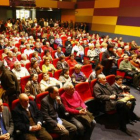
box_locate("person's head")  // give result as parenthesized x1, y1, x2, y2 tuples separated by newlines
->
(44, 58, 50, 66)
(47, 86, 59, 99)
(31, 60, 38, 68)
(0, 40, 4, 46)
(46, 42, 50, 47)
(44, 50, 50, 56)
(124, 55, 129, 62)
(131, 54, 137, 61)
(64, 83, 75, 96)
(115, 75, 123, 85)
(69, 54, 74, 60)
(32, 51, 38, 58)
(42, 72, 50, 81)
(107, 44, 114, 52)
(124, 45, 129, 51)
(13, 47, 18, 53)
(57, 47, 61, 53)
(95, 64, 103, 74)
(60, 68, 69, 76)
(4, 48, 9, 54)
(26, 44, 30, 50)
(97, 74, 107, 85)
(35, 42, 40, 48)
(14, 61, 21, 71)
(74, 64, 82, 74)
(59, 55, 65, 62)
(19, 93, 29, 108)
(95, 43, 100, 48)
(0, 99, 3, 112)
(117, 48, 122, 53)
(21, 54, 27, 60)
(89, 45, 94, 50)
(30, 73, 38, 82)
(7, 51, 13, 58)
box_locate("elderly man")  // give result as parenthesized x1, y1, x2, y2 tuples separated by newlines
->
(119, 55, 140, 90)
(12, 93, 52, 140)
(40, 73, 62, 92)
(61, 83, 96, 140)
(44, 42, 53, 54)
(0, 99, 14, 140)
(94, 74, 137, 136)
(12, 61, 30, 80)
(41, 86, 77, 140)
(0, 61, 19, 106)
(4, 51, 18, 69)
(34, 42, 43, 54)
(25, 74, 41, 99)
(124, 45, 132, 57)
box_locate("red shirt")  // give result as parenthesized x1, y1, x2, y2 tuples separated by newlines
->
(61, 91, 86, 114)
(67, 59, 77, 67)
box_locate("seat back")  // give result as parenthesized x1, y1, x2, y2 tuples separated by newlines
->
(118, 58, 124, 68)
(106, 74, 115, 85)
(59, 88, 65, 96)
(52, 58, 59, 68)
(81, 64, 92, 78)
(90, 79, 97, 97)
(36, 92, 49, 109)
(75, 82, 93, 102)
(99, 52, 103, 62)
(20, 75, 30, 92)
(84, 47, 89, 56)
(11, 96, 34, 110)
(69, 67, 75, 77)
(54, 69, 62, 80)
(25, 62, 31, 71)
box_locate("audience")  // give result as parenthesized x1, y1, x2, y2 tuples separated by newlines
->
(20, 54, 30, 66)
(67, 54, 78, 67)
(55, 46, 65, 58)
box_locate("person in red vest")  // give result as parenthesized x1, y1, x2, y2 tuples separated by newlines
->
(4, 51, 18, 70)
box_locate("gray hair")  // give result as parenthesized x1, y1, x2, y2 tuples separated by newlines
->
(14, 61, 20, 67)
(97, 74, 106, 81)
(63, 83, 73, 90)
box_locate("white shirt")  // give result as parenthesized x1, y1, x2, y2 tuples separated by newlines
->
(24, 49, 34, 56)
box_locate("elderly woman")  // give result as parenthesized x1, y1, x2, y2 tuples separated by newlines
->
(67, 54, 78, 67)
(61, 83, 96, 140)
(42, 57, 57, 74)
(71, 64, 87, 85)
(58, 68, 72, 86)
(31, 51, 41, 63)
(20, 54, 30, 66)
(130, 55, 140, 69)
(87, 45, 98, 61)
(29, 60, 42, 75)
(56, 55, 69, 70)
(39, 73, 62, 92)
(117, 48, 125, 58)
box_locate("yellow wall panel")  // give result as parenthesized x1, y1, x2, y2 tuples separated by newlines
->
(36, 0, 57, 8)
(95, 0, 120, 8)
(75, 9, 94, 16)
(92, 16, 117, 25)
(61, 15, 75, 22)
(76, 16, 92, 23)
(0, 0, 9, 6)
(115, 25, 140, 37)
(91, 23, 116, 33)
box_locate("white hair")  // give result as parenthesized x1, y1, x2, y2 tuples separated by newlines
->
(97, 74, 105, 81)
(124, 45, 129, 50)
(63, 83, 73, 90)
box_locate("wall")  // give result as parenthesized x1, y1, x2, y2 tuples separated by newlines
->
(0, 0, 9, 6)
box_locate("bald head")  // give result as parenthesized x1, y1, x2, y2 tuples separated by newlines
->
(19, 93, 29, 108)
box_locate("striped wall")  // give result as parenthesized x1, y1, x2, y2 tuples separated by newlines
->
(75, 0, 140, 38)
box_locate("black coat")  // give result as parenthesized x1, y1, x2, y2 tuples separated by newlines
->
(94, 82, 117, 111)
(41, 95, 65, 130)
(12, 101, 43, 133)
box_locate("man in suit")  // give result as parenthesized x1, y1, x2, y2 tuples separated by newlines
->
(12, 93, 52, 140)
(0, 40, 6, 50)
(41, 86, 77, 140)
(0, 61, 20, 106)
(0, 99, 14, 140)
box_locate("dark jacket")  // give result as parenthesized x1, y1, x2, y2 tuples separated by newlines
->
(111, 83, 123, 95)
(41, 95, 65, 130)
(1, 68, 20, 97)
(94, 82, 117, 111)
(124, 51, 132, 57)
(56, 61, 69, 70)
(0, 45, 6, 50)
(12, 101, 43, 133)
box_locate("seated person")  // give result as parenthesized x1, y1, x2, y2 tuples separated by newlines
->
(65, 37, 72, 56)
(124, 45, 132, 57)
(13, 47, 21, 57)
(94, 74, 139, 136)
(29, 60, 42, 75)
(119, 55, 140, 90)
(116, 48, 125, 58)
(41, 86, 77, 140)
(55, 34, 63, 47)
(56, 56, 69, 70)
(42, 57, 57, 74)
(87, 46, 98, 61)
(31, 51, 41, 64)
(88, 63, 104, 83)
(25, 74, 41, 99)
(12, 61, 30, 80)
(2, 48, 9, 60)
(4, 51, 18, 69)
(71, 64, 86, 85)
(61, 83, 96, 140)
(55, 47, 65, 58)
(12, 93, 52, 140)
(43, 50, 53, 62)
(24, 44, 34, 57)
(20, 54, 30, 66)
(34, 42, 43, 54)
(43, 42, 53, 54)
(67, 54, 77, 68)
(0, 99, 14, 140)
(130, 54, 140, 69)
(39, 73, 62, 92)
(58, 69, 72, 86)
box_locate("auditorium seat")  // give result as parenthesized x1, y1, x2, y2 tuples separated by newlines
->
(106, 74, 115, 85)
(20, 75, 30, 92)
(81, 64, 92, 78)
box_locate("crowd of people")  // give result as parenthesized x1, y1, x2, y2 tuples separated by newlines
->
(0, 17, 140, 139)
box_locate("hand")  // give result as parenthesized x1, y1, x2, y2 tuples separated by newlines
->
(57, 123, 66, 131)
(79, 109, 86, 114)
(56, 96, 61, 104)
(37, 124, 42, 130)
(110, 95, 116, 100)
(0, 133, 10, 140)
(127, 68, 131, 71)
(30, 125, 39, 132)
(108, 57, 113, 60)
